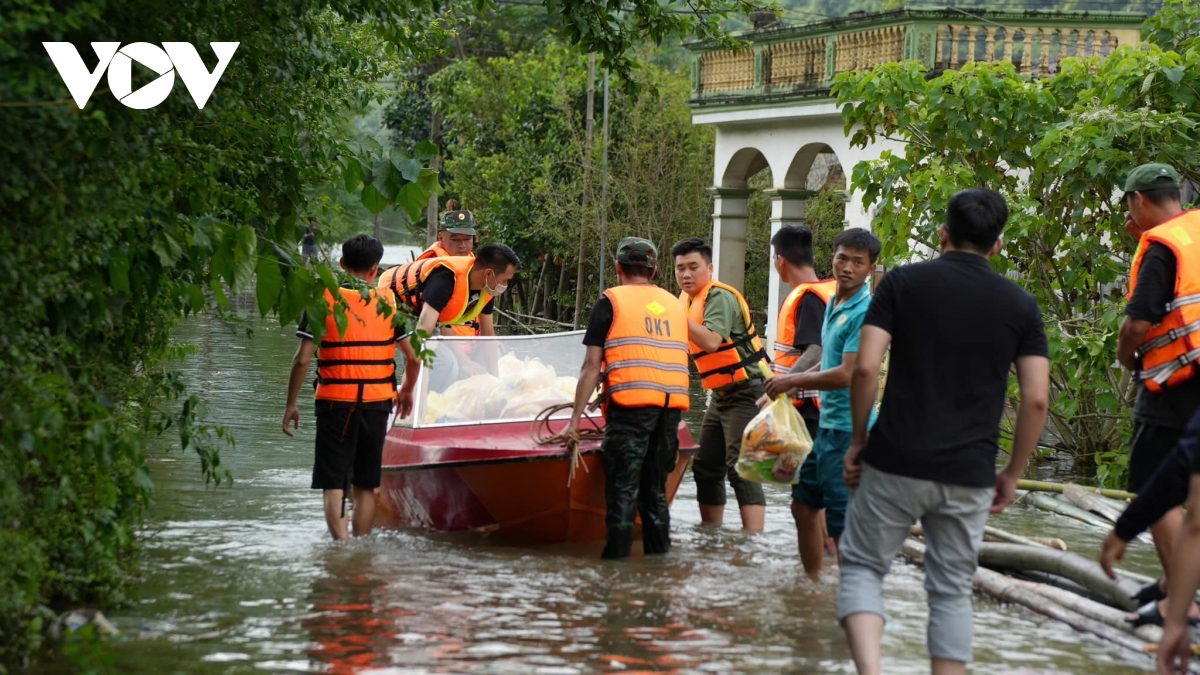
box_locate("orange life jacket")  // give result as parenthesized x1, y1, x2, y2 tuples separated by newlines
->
(601, 284, 691, 413)
(773, 279, 836, 405)
(680, 280, 772, 391)
(1127, 210, 1200, 392)
(377, 256, 491, 327)
(315, 286, 398, 403)
(414, 244, 479, 336)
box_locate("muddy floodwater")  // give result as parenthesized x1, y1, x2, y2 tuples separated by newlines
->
(102, 317, 1166, 673)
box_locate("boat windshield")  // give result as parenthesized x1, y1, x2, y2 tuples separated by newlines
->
(395, 330, 596, 428)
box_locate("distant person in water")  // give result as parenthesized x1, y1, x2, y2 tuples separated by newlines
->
(302, 217, 319, 263)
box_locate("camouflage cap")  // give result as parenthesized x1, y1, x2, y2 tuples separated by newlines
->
(615, 236, 657, 268)
(1123, 163, 1181, 193)
(440, 209, 477, 236)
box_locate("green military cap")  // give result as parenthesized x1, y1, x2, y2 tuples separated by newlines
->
(440, 209, 476, 236)
(1123, 163, 1182, 193)
(615, 236, 658, 268)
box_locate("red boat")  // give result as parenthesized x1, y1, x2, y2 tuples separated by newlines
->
(373, 330, 698, 543)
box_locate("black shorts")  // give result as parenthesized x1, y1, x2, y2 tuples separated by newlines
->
(1128, 421, 1184, 493)
(312, 400, 391, 491)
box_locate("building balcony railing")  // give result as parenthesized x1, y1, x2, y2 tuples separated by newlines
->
(687, 6, 1144, 107)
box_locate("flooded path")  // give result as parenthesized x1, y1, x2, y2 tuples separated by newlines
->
(106, 317, 1164, 673)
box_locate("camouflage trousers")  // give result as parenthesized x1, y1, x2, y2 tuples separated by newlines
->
(600, 404, 682, 560)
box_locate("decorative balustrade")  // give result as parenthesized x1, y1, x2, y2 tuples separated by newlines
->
(836, 26, 907, 76)
(936, 24, 1129, 77)
(688, 7, 1143, 103)
(699, 48, 755, 94)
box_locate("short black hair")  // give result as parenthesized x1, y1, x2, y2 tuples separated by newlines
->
(945, 188, 1008, 253)
(341, 234, 383, 271)
(832, 228, 881, 264)
(770, 225, 815, 268)
(1126, 186, 1183, 209)
(617, 262, 654, 279)
(671, 237, 712, 263)
(475, 242, 521, 273)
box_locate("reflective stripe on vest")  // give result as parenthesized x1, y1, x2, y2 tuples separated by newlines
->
(1128, 210, 1200, 392)
(772, 280, 836, 407)
(601, 284, 691, 412)
(680, 280, 771, 391)
(414, 245, 483, 336)
(315, 287, 399, 403)
(377, 255, 491, 326)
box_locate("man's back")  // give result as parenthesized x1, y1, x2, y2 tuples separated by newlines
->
(861, 250, 1047, 488)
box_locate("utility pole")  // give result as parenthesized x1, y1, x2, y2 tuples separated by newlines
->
(598, 69, 610, 293)
(573, 53, 596, 329)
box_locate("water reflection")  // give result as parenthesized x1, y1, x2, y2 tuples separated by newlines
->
(103, 317, 1163, 674)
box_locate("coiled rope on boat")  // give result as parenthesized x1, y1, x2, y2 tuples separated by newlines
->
(531, 403, 604, 487)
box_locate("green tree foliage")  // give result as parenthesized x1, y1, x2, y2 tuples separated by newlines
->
(0, 0, 772, 666)
(428, 40, 716, 323)
(830, 0, 1200, 485)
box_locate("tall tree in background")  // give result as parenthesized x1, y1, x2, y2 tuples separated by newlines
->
(831, 0, 1200, 485)
(0, 0, 763, 666)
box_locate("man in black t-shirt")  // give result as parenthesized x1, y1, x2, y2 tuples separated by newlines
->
(837, 189, 1050, 673)
(1114, 162, 1200, 627)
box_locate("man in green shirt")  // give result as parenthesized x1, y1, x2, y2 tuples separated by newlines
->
(674, 237, 773, 532)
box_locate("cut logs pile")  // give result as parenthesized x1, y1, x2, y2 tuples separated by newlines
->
(902, 479, 1200, 673)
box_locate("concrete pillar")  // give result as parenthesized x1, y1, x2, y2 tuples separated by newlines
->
(707, 187, 754, 292)
(761, 189, 815, 354)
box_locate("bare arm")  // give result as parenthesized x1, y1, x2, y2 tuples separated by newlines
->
(687, 320, 724, 353)
(789, 345, 823, 374)
(786, 351, 858, 391)
(478, 313, 495, 336)
(993, 355, 1050, 513)
(849, 327, 890, 445)
(842, 326, 890, 487)
(282, 338, 315, 436)
(1117, 316, 1151, 371)
(1160, 475, 1200, 673)
(567, 346, 604, 430)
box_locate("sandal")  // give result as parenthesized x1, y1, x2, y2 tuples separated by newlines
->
(1126, 601, 1200, 628)
(1132, 578, 1167, 606)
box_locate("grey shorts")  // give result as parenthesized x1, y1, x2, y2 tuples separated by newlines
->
(837, 464, 993, 663)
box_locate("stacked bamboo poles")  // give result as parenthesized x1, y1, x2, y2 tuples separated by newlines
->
(901, 537, 1200, 672)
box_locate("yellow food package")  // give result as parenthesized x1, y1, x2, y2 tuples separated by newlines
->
(736, 394, 814, 484)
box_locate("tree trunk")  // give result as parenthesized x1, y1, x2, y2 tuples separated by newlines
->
(1024, 492, 1124, 532)
(1063, 483, 1125, 523)
(1018, 479, 1135, 501)
(901, 539, 1172, 665)
(574, 53, 597, 329)
(983, 525, 1068, 551)
(426, 108, 442, 246)
(1012, 578, 1163, 643)
(975, 542, 1142, 611)
(555, 258, 570, 323)
(542, 259, 558, 321)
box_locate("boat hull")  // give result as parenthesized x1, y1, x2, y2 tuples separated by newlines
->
(374, 419, 697, 543)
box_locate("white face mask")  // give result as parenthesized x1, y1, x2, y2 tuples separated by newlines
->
(485, 271, 507, 296)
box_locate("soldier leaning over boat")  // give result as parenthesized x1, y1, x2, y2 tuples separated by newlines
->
(379, 242, 520, 396)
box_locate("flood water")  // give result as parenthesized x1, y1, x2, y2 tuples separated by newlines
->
(104, 316, 1166, 673)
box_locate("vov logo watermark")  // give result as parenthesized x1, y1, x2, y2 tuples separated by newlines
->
(43, 42, 239, 110)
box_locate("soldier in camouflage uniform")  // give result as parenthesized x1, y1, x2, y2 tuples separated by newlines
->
(565, 237, 691, 559)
